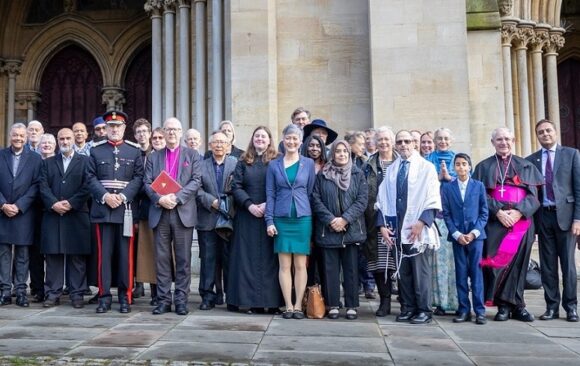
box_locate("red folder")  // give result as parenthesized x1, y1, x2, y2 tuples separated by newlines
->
(151, 170, 182, 195)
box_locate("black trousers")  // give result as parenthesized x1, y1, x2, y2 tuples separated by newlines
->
(198, 230, 229, 304)
(538, 208, 578, 312)
(154, 209, 193, 306)
(28, 240, 45, 296)
(320, 245, 359, 308)
(95, 223, 133, 302)
(398, 244, 433, 315)
(44, 254, 87, 301)
(0, 244, 28, 296)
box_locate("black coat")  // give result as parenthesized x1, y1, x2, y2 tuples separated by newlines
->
(0, 147, 42, 245)
(39, 153, 91, 255)
(312, 165, 368, 247)
(227, 158, 283, 308)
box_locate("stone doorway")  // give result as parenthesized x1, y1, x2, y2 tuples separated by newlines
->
(37, 44, 103, 135)
(558, 58, 580, 150)
(123, 44, 152, 134)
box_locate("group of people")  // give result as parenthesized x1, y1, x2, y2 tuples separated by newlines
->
(0, 107, 578, 325)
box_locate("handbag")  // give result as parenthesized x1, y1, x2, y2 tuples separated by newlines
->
(215, 194, 234, 241)
(303, 284, 326, 319)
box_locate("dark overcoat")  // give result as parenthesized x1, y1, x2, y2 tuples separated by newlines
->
(0, 147, 42, 245)
(39, 153, 91, 255)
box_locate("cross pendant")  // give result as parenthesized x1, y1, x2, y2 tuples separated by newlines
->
(498, 185, 506, 198)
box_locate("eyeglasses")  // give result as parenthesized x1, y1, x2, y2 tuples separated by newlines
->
(395, 139, 412, 145)
(152, 136, 164, 140)
(164, 128, 182, 133)
(212, 140, 228, 145)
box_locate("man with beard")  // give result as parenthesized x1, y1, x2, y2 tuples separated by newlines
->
(39, 128, 91, 308)
(0, 123, 42, 307)
(472, 127, 542, 322)
(86, 111, 143, 314)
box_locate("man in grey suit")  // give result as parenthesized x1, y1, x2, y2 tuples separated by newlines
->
(526, 119, 580, 322)
(144, 117, 202, 316)
(197, 131, 238, 310)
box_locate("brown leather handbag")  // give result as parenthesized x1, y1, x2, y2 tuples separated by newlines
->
(304, 284, 326, 319)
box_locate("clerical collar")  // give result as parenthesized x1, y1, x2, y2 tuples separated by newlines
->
(167, 145, 179, 153)
(108, 140, 124, 147)
(495, 153, 511, 161)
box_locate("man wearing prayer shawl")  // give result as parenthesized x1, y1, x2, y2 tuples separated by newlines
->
(472, 127, 542, 322)
(376, 130, 441, 324)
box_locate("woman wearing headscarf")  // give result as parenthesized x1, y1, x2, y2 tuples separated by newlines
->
(312, 140, 368, 320)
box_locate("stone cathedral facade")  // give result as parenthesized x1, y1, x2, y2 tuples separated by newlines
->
(0, 0, 578, 163)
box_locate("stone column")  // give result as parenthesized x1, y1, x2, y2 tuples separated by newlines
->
(164, 0, 177, 119)
(194, 0, 207, 139)
(512, 24, 534, 156)
(529, 26, 549, 123)
(500, 21, 517, 132)
(16, 92, 42, 122)
(101, 87, 126, 111)
(145, 0, 164, 128)
(211, 0, 223, 130)
(178, 0, 191, 128)
(4, 60, 22, 126)
(545, 29, 565, 133)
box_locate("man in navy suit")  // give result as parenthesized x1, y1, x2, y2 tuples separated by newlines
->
(526, 119, 580, 322)
(0, 123, 42, 307)
(442, 153, 489, 325)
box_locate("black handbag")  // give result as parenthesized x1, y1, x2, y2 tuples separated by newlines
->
(215, 194, 234, 241)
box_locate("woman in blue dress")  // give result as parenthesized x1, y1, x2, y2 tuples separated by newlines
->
(266, 124, 316, 319)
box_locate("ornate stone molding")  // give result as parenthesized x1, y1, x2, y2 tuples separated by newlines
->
(512, 26, 534, 50)
(501, 22, 517, 46)
(164, 0, 177, 11)
(529, 28, 550, 53)
(15, 91, 42, 107)
(498, 0, 513, 17)
(101, 87, 126, 111)
(3, 60, 22, 76)
(178, 0, 191, 6)
(545, 33, 566, 54)
(144, 0, 164, 13)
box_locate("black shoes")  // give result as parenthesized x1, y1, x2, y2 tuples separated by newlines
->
(539, 309, 560, 320)
(43, 298, 60, 308)
(396, 311, 414, 322)
(96, 300, 111, 313)
(375, 299, 391, 317)
(71, 299, 84, 309)
(199, 301, 214, 311)
(364, 291, 376, 300)
(119, 301, 131, 314)
(152, 304, 172, 315)
(410, 312, 432, 324)
(15, 294, 29, 307)
(31, 293, 44, 303)
(292, 310, 305, 319)
(0, 295, 11, 306)
(150, 296, 159, 307)
(567, 309, 579, 322)
(327, 308, 340, 319)
(494, 306, 510, 321)
(88, 294, 99, 304)
(132, 283, 145, 299)
(453, 312, 472, 323)
(512, 307, 534, 322)
(175, 303, 189, 316)
(282, 309, 294, 319)
(475, 314, 487, 325)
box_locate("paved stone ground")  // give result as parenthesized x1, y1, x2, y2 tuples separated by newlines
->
(0, 249, 579, 365)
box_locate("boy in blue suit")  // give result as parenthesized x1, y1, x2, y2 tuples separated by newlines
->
(442, 153, 489, 325)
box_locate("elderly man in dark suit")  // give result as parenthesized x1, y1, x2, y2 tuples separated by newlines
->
(197, 131, 238, 311)
(39, 128, 91, 308)
(526, 119, 580, 322)
(144, 117, 202, 316)
(0, 123, 42, 307)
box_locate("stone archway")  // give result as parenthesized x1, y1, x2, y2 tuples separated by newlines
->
(558, 57, 580, 149)
(36, 44, 103, 134)
(123, 44, 152, 133)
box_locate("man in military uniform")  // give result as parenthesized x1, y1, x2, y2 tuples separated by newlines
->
(86, 111, 143, 314)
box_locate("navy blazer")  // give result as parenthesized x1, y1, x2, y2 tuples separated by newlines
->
(441, 178, 489, 241)
(265, 155, 316, 227)
(0, 147, 42, 245)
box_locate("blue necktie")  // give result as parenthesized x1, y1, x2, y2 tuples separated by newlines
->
(397, 160, 408, 194)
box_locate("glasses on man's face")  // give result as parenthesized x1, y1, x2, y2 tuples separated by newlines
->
(212, 140, 228, 146)
(395, 139, 412, 145)
(164, 127, 181, 133)
(152, 136, 164, 140)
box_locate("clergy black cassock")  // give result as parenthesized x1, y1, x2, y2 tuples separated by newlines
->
(472, 154, 542, 308)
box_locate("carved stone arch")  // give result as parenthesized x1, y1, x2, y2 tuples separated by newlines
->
(18, 18, 112, 90)
(109, 17, 151, 85)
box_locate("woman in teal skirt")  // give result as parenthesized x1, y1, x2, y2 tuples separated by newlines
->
(266, 124, 316, 319)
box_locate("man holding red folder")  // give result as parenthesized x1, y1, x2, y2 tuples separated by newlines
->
(144, 117, 202, 315)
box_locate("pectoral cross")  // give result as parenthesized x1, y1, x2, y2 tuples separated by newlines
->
(498, 185, 506, 198)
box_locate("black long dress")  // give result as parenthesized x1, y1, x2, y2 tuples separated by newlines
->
(227, 157, 284, 308)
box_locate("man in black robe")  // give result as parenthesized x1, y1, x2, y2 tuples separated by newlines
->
(472, 127, 543, 322)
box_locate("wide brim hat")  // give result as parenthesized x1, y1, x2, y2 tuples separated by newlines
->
(103, 111, 128, 125)
(303, 119, 338, 145)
